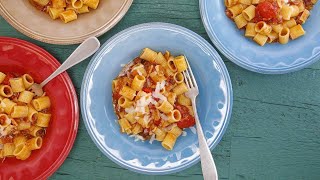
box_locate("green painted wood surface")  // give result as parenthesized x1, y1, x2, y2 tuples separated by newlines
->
(1, 0, 320, 179)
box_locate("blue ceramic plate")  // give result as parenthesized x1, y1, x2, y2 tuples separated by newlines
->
(81, 23, 233, 175)
(200, 0, 320, 74)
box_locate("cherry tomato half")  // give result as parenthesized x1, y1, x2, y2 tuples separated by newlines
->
(255, 1, 279, 22)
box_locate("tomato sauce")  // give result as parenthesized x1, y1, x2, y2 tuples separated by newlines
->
(112, 76, 129, 102)
(303, 0, 314, 9)
(2, 73, 15, 85)
(11, 92, 20, 100)
(112, 93, 121, 101)
(142, 87, 153, 93)
(36, 129, 46, 138)
(149, 104, 156, 110)
(0, 116, 6, 125)
(144, 61, 155, 75)
(141, 128, 150, 138)
(0, 136, 13, 144)
(254, 1, 280, 23)
(133, 57, 142, 64)
(167, 76, 175, 85)
(154, 119, 161, 126)
(225, 9, 233, 19)
(175, 104, 195, 129)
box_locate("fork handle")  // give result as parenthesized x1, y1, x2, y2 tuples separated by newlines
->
(191, 99, 218, 180)
(40, 37, 100, 87)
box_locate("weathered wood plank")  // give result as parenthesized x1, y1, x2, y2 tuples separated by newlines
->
(227, 62, 320, 179)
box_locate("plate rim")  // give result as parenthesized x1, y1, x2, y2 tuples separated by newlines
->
(80, 22, 233, 175)
(0, 0, 133, 45)
(199, 0, 320, 74)
(0, 37, 79, 179)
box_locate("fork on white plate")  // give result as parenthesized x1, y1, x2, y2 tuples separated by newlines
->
(182, 56, 218, 180)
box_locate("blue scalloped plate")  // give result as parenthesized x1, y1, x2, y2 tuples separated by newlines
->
(80, 23, 233, 174)
(200, 0, 320, 74)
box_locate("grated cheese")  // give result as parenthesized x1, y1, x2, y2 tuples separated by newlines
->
(0, 126, 7, 137)
(154, 81, 166, 92)
(0, 117, 11, 137)
(150, 98, 158, 105)
(152, 92, 167, 101)
(160, 113, 169, 121)
(143, 115, 150, 126)
(129, 134, 145, 142)
(152, 81, 167, 101)
(182, 131, 187, 136)
(135, 93, 155, 114)
(137, 70, 143, 76)
(125, 106, 135, 114)
(149, 134, 156, 144)
(163, 123, 176, 131)
(190, 126, 197, 134)
(1, 101, 6, 108)
(131, 64, 144, 72)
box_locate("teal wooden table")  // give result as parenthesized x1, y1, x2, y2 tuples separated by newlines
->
(1, 0, 320, 179)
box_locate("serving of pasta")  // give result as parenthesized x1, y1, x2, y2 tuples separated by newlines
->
(0, 72, 51, 161)
(112, 48, 196, 151)
(29, 0, 100, 23)
(225, 0, 317, 46)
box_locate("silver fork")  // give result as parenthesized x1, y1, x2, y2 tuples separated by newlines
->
(182, 56, 218, 180)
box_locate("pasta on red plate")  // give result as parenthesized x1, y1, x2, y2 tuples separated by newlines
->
(0, 73, 51, 160)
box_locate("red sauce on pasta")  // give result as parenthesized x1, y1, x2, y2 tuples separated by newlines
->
(0, 136, 13, 144)
(225, 9, 233, 19)
(11, 92, 20, 100)
(2, 73, 14, 85)
(154, 119, 161, 126)
(36, 129, 46, 138)
(0, 72, 51, 154)
(141, 128, 150, 138)
(0, 116, 6, 125)
(17, 130, 34, 139)
(175, 104, 195, 129)
(112, 93, 121, 102)
(142, 87, 153, 93)
(303, 0, 314, 9)
(177, 116, 195, 129)
(254, 1, 280, 23)
(167, 76, 176, 85)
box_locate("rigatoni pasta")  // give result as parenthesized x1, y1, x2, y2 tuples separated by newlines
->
(29, 0, 100, 23)
(225, 0, 317, 46)
(0, 73, 51, 161)
(112, 48, 196, 150)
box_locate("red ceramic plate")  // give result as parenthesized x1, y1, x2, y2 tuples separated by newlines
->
(0, 37, 79, 179)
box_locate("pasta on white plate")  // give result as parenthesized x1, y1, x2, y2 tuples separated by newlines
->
(0, 73, 51, 161)
(112, 48, 196, 150)
(29, 0, 100, 23)
(225, 0, 318, 46)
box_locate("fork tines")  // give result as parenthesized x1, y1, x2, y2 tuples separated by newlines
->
(182, 55, 198, 90)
